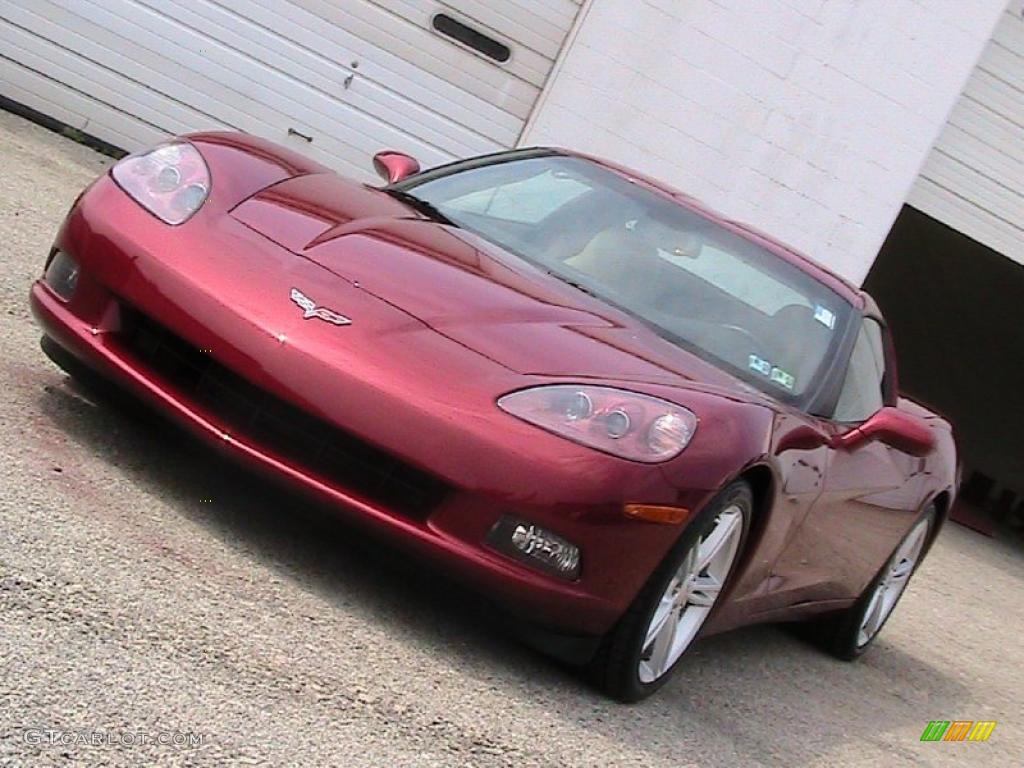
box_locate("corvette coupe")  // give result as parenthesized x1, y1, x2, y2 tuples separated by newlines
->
(30, 134, 957, 701)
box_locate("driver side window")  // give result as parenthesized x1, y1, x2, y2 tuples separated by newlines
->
(833, 319, 886, 423)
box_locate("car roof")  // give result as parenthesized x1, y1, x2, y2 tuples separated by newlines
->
(536, 147, 867, 310)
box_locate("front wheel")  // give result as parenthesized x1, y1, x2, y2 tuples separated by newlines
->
(589, 481, 751, 702)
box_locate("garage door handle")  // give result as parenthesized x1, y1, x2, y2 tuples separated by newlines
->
(287, 127, 313, 143)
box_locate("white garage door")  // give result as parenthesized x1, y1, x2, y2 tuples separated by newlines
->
(0, 0, 582, 179)
(907, 3, 1024, 265)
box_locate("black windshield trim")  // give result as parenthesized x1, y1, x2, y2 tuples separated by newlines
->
(391, 148, 562, 193)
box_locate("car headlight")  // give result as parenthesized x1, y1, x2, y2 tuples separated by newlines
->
(497, 385, 697, 462)
(110, 142, 210, 225)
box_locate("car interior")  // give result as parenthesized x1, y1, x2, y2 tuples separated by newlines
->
(424, 162, 842, 397)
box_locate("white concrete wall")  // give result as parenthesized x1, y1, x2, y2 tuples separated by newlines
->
(522, 0, 1010, 284)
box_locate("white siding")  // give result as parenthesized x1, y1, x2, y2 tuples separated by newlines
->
(0, 0, 581, 179)
(522, 0, 1008, 284)
(907, 6, 1024, 266)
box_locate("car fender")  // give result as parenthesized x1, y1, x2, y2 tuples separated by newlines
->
(657, 390, 777, 496)
(184, 131, 331, 215)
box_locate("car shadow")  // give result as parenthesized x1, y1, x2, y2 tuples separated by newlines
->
(37, 372, 974, 765)
(612, 628, 972, 766)
(36, 373, 571, 680)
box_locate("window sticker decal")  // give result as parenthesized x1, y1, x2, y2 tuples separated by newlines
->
(749, 355, 795, 390)
(748, 354, 772, 376)
(770, 366, 796, 390)
(814, 304, 836, 330)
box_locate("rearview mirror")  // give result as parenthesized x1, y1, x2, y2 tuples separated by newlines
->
(373, 151, 420, 184)
(833, 406, 935, 457)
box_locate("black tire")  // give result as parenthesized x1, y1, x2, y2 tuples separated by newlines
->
(589, 481, 752, 702)
(814, 505, 937, 661)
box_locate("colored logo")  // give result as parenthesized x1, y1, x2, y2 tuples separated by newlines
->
(920, 721, 996, 742)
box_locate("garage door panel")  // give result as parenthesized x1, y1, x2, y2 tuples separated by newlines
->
(287, 0, 540, 114)
(139, 0, 505, 158)
(390, 0, 563, 60)
(224, 0, 528, 141)
(210, 0, 518, 149)
(0, 24, 211, 139)
(51, 0, 319, 136)
(919, 152, 1023, 229)
(964, 70, 1024, 126)
(0, 0, 579, 178)
(932, 125, 1024, 191)
(0, 5, 234, 135)
(450, 0, 579, 55)
(993, 8, 1024, 51)
(0, 55, 166, 150)
(909, 9, 1024, 266)
(105, 1, 451, 170)
(456, 0, 582, 41)
(908, 180, 1024, 264)
(2, 0, 276, 135)
(979, 32, 1024, 76)
(501, 0, 583, 33)
(948, 97, 1022, 155)
(75, 0, 465, 168)
(356, 0, 553, 87)
(226, 0, 524, 144)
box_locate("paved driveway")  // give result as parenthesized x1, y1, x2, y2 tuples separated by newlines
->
(1, 110, 1021, 767)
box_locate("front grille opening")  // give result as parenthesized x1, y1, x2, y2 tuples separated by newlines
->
(119, 306, 449, 519)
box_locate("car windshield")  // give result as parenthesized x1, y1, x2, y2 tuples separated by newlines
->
(397, 153, 854, 401)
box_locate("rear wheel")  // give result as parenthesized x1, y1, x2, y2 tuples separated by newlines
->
(590, 481, 751, 701)
(816, 506, 935, 660)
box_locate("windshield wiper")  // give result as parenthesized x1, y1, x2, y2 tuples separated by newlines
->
(546, 271, 597, 297)
(383, 189, 458, 227)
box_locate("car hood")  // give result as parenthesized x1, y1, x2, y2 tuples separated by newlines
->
(231, 173, 749, 394)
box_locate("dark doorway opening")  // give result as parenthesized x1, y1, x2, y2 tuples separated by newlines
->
(865, 205, 1024, 533)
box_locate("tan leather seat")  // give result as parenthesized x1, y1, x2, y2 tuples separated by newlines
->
(565, 228, 667, 303)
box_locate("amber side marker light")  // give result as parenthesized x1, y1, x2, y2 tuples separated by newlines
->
(624, 504, 692, 525)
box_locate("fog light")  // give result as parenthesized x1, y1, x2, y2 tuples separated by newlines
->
(44, 250, 79, 301)
(487, 516, 581, 580)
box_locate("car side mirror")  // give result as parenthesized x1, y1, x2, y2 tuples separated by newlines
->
(373, 151, 420, 184)
(833, 406, 935, 457)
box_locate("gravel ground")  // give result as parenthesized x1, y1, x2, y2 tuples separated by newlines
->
(0, 109, 1021, 768)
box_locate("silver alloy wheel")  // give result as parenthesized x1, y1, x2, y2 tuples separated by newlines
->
(638, 505, 743, 684)
(856, 515, 930, 647)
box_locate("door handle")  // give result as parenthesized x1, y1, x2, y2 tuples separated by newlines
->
(287, 127, 313, 143)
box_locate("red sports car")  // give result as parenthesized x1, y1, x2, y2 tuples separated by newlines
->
(30, 134, 957, 701)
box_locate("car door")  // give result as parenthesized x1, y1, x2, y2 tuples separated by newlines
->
(769, 316, 924, 604)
